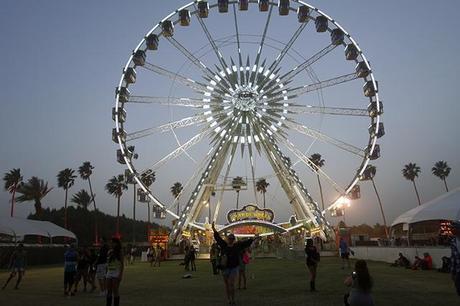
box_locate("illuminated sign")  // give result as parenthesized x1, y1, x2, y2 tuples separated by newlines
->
(227, 204, 274, 223)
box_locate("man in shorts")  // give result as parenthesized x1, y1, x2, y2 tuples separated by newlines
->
(64, 244, 78, 296)
(2, 243, 27, 290)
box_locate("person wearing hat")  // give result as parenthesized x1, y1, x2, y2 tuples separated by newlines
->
(451, 220, 460, 296)
(212, 222, 257, 305)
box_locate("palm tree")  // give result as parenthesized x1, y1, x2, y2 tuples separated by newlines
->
(105, 175, 128, 237)
(431, 160, 451, 192)
(141, 170, 156, 235)
(232, 176, 245, 209)
(256, 178, 270, 208)
(170, 182, 183, 215)
(362, 165, 389, 238)
(3, 168, 23, 217)
(309, 153, 325, 210)
(78, 161, 99, 243)
(71, 189, 92, 210)
(402, 163, 422, 206)
(16, 177, 53, 218)
(57, 168, 77, 229)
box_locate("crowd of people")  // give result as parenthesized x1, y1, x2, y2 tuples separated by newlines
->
(2, 220, 460, 305)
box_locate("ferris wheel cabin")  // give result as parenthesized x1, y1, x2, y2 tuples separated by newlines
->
(369, 122, 385, 139)
(259, 0, 269, 12)
(366, 144, 381, 160)
(331, 29, 345, 45)
(345, 44, 359, 61)
(368, 101, 383, 117)
(116, 86, 130, 103)
(297, 6, 310, 23)
(161, 20, 174, 37)
(239, 0, 249, 11)
(363, 81, 378, 97)
(179, 9, 191, 26)
(218, 0, 228, 13)
(315, 15, 328, 32)
(132, 50, 146, 66)
(197, 1, 209, 18)
(123, 67, 136, 84)
(146, 34, 159, 50)
(278, 0, 290, 16)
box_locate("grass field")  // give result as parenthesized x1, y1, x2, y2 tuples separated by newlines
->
(0, 257, 458, 306)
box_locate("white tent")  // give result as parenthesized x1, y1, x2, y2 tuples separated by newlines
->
(392, 186, 460, 226)
(0, 217, 76, 241)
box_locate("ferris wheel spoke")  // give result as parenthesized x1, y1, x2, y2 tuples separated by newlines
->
(249, 5, 274, 86)
(143, 62, 210, 93)
(232, 4, 244, 85)
(165, 37, 232, 95)
(267, 72, 359, 102)
(267, 22, 309, 74)
(126, 114, 208, 142)
(194, 4, 231, 81)
(284, 120, 364, 157)
(139, 131, 207, 175)
(263, 43, 338, 94)
(287, 105, 369, 117)
(279, 138, 345, 194)
(128, 96, 211, 108)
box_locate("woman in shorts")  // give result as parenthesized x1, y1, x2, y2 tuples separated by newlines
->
(2, 243, 26, 290)
(212, 222, 256, 305)
(106, 237, 124, 306)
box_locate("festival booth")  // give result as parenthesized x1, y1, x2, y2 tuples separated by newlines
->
(391, 187, 460, 246)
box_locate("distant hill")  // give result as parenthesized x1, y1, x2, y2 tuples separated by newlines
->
(28, 207, 167, 245)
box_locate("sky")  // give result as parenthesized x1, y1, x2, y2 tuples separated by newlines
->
(1, 0, 459, 229)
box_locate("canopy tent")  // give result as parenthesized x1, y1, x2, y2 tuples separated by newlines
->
(391, 186, 460, 226)
(0, 217, 76, 241)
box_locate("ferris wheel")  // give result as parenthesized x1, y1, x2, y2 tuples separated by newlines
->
(112, 0, 384, 242)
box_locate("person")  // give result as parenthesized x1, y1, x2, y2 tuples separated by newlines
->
(344, 260, 374, 306)
(210, 241, 220, 275)
(87, 248, 97, 292)
(212, 222, 256, 305)
(421, 252, 433, 270)
(305, 238, 320, 292)
(147, 247, 153, 267)
(189, 245, 197, 271)
(411, 256, 423, 270)
(129, 246, 136, 265)
(450, 220, 460, 296)
(438, 256, 451, 273)
(106, 237, 124, 306)
(154, 244, 162, 267)
(96, 238, 109, 296)
(2, 243, 27, 290)
(391, 253, 410, 268)
(238, 248, 250, 290)
(339, 238, 351, 269)
(64, 244, 78, 296)
(73, 247, 90, 293)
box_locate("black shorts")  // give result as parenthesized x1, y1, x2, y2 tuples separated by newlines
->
(64, 271, 76, 286)
(341, 252, 349, 259)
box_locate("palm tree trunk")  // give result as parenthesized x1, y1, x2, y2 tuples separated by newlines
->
(132, 183, 136, 244)
(371, 178, 389, 239)
(443, 178, 449, 192)
(316, 174, 325, 211)
(412, 180, 422, 206)
(64, 188, 68, 229)
(263, 192, 266, 209)
(236, 191, 240, 209)
(116, 195, 121, 237)
(10, 186, 16, 217)
(177, 200, 180, 216)
(88, 177, 99, 244)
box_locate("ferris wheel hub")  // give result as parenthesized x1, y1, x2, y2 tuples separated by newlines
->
(232, 86, 258, 112)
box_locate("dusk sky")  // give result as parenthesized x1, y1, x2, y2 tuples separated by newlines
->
(1, 0, 459, 229)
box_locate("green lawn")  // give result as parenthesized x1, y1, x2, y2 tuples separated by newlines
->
(0, 257, 457, 306)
